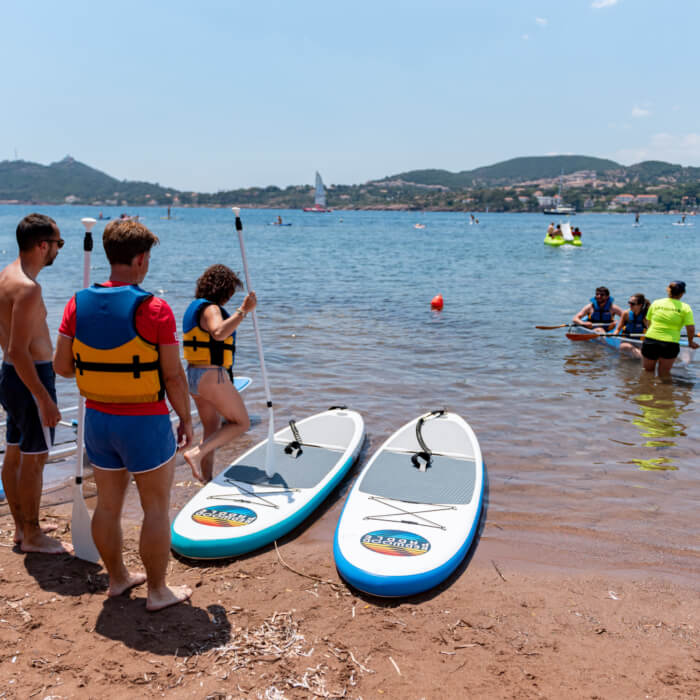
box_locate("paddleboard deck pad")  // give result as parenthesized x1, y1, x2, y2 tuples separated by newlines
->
(334, 411, 484, 597)
(171, 407, 365, 559)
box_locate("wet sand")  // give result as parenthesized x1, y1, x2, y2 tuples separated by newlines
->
(0, 447, 698, 699)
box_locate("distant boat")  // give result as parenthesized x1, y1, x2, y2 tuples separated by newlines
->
(543, 171, 576, 215)
(303, 172, 332, 212)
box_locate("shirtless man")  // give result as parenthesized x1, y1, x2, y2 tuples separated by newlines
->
(0, 213, 70, 553)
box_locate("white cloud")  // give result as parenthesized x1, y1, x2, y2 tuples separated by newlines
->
(613, 132, 700, 165)
(592, 0, 619, 8)
(522, 34, 530, 40)
(535, 17, 547, 26)
(631, 106, 650, 118)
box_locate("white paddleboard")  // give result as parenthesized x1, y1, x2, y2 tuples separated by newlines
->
(334, 411, 484, 597)
(171, 407, 365, 559)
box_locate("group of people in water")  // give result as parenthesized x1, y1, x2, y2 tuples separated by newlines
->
(0, 214, 255, 611)
(572, 283, 698, 375)
(547, 222, 581, 238)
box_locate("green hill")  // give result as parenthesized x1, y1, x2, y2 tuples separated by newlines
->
(386, 155, 622, 187)
(0, 156, 179, 204)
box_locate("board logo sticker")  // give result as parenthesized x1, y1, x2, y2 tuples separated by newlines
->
(192, 505, 257, 528)
(361, 529, 430, 557)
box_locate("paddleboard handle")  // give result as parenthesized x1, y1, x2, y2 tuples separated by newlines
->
(284, 420, 304, 458)
(411, 410, 446, 472)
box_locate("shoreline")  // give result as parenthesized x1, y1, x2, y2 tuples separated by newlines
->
(1, 202, 695, 215)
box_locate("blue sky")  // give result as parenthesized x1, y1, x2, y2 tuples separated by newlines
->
(2, 0, 698, 191)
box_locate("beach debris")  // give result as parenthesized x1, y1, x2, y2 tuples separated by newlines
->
(608, 590, 621, 600)
(388, 656, 401, 676)
(491, 560, 507, 582)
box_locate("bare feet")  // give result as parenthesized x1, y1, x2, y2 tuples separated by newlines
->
(14, 523, 57, 544)
(183, 448, 204, 483)
(107, 571, 147, 597)
(20, 532, 73, 555)
(146, 584, 193, 612)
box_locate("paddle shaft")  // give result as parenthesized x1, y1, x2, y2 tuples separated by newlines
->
(536, 323, 612, 330)
(73, 218, 100, 563)
(76, 223, 93, 485)
(233, 209, 276, 470)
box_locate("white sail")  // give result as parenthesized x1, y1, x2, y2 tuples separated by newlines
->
(314, 171, 326, 208)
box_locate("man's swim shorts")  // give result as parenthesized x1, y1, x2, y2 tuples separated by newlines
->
(0, 361, 56, 454)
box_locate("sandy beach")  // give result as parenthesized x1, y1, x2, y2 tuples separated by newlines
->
(0, 450, 697, 700)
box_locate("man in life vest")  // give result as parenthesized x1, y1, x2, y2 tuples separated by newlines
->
(572, 286, 623, 334)
(54, 219, 193, 611)
(0, 214, 70, 554)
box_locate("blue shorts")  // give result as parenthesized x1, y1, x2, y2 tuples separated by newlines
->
(85, 409, 176, 473)
(186, 365, 231, 396)
(0, 362, 56, 454)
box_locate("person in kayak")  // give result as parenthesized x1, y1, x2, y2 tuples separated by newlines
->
(613, 293, 649, 357)
(641, 281, 698, 377)
(572, 286, 623, 333)
(182, 264, 256, 483)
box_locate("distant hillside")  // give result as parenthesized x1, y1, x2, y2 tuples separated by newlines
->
(385, 155, 622, 187)
(0, 156, 179, 204)
(0, 155, 698, 211)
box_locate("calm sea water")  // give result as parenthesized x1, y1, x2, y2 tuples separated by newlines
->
(1, 205, 698, 580)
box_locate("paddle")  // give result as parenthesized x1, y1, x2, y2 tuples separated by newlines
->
(536, 323, 612, 330)
(72, 218, 100, 563)
(233, 208, 276, 477)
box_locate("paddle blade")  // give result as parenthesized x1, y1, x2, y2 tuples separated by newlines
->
(535, 324, 568, 330)
(566, 333, 601, 341)
(71, 484, 100, 563)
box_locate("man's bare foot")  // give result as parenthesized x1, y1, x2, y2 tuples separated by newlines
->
(146, 585, 193, 612)
(20, 533, 73, 555)
(183, 448, 204, 483)
(14, 523, 57, 544)
(107, 571, 147, 597)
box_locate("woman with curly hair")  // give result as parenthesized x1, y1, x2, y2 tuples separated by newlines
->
(181, 264, 256, 482)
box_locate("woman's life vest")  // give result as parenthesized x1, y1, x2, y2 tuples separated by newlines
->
(182, 299, 235, 369)
(72, 285, 163, 403)
(588, 296, 614, 324)
(624, 308, 646, 336)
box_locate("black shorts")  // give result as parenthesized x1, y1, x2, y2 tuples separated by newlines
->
(0, 362, 56, 454)
(641, 338, 680, 361)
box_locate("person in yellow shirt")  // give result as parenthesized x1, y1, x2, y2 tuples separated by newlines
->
(641, 281, 699, 377)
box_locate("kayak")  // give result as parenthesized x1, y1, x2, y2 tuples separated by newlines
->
(566, 326, 696, 371)
(334, 411, 484, 597)
(171, 407, 365, 559)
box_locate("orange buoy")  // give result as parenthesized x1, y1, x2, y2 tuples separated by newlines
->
(430, 294, 443, 310)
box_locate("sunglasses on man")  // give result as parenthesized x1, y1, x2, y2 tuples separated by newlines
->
(42, 238, 65, 249)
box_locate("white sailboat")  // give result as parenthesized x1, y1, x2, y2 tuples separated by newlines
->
(543, 171, 576, 215)
(303, 171, 331, 212)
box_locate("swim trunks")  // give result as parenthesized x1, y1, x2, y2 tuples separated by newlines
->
(0, 362, 56, 454)
(85, 409, 176, 473)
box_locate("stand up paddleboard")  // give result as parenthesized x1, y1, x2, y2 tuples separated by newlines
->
(334, 410, 484, 597)
(171, 407, 365, 559)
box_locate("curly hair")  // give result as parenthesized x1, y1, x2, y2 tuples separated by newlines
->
(195, 264, 243, 305)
